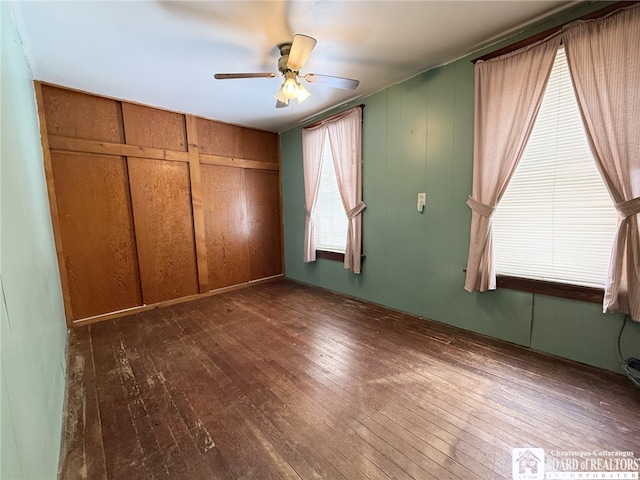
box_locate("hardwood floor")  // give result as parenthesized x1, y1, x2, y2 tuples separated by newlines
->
(60, 279, 640, 480)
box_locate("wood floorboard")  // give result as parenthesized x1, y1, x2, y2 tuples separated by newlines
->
(258, 284, 635, 454)
(226, 290, 528, 478)
(186, 320, 358, 480)
(60, 279, 640, 480)
(223, 310, 480, 480)
(59, 326, 108, 480)
(220, 322, 433, 480)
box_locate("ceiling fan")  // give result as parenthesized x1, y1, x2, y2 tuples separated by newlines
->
(214, 34, 360, 108)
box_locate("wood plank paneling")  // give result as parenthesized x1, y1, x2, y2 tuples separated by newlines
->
(201, 165, 251, 289)
(122, 103, 187, 152)
(34, 82, 74, 326)
(185, 115, 209, 293)
(197, 117, 278, 162)
(38, 83, 283, 326)
(244, 170, 283, 280)
(128, 158, 199, 304)
(199, 153, 278, 171)
(48, 135, 189, 163)
(50, 152, 142, 319)
(196, 117, 241, 158)
(241, 128, 278, 163)
(41, 85, 124, 143)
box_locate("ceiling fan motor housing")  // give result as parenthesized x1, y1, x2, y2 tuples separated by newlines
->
(278, 43, 294, 73)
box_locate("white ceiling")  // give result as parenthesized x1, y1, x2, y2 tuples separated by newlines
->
(10, 1, 577, 133)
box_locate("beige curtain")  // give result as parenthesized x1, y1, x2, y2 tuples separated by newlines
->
(465, 36, 561, 292)
(563, 5, 640, 321)
(326, 107, 366, 273)
(301, 125, 326, 263)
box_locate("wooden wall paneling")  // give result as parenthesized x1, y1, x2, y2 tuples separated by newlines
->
(195, 117, 241, 157)
(198, 153, 278, 172)
(122, 103, 188, 151)
(185, 115, 209, 293)
(127, 158, 199, 304)
(37, 83, 283, 326)
(240, 127, 278, 163)
(50, 152, 143, 320)
(276, 136, 286, 275)
(34, 82, 74, 326)
(196, 115, 279, 163)
(40, 84, 125, 143)
(48, 136, 189, 163)
(244, 170, 283, 280)
(201, 165, 251, 289)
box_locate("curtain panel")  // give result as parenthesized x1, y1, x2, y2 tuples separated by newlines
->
(464, 36, 561, 292)
(327, 107, 365, 273)
(302, 106, 365, 273)
(562, 4, 640, 321)
(301, 125, 326, 263)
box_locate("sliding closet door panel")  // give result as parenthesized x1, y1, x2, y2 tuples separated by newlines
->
(128, 158, 199, 304)
(244, 170, 283, 280)
(41, 85, 124, 143)
(201, 165, 251, 289)
(51, 152, 142, 319)
(122, 103, 187, 151)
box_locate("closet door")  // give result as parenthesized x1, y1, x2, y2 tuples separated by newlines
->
(51, 153, 142, 319)
(245, 170, 283, 280)
(201, 164, 251, 290)
(127, 158, 199, 304)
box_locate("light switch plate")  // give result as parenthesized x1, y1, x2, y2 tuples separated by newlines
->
(417, 192, 426, 212)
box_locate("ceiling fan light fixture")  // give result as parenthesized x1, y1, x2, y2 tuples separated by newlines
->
(282, 72, 299, 100)
(275, 86, 289, 105)
(295, 83, 311, 104)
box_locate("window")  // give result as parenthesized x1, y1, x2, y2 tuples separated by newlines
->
(302, 106, 365, 273)
(314, 131, 348, 253)
(492, 47, 619, 288)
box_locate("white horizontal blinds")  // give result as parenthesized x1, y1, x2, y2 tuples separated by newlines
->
(314, 131, 348, 253)
(492, 47, 619, 288)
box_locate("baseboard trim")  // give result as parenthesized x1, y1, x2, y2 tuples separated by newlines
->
(70, 274, 284, 328)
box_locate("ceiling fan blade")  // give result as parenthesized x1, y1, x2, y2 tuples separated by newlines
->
(286, 34, 317, 71)
(214, 73, 277, 79)
(276, 99, 289, 108)
(304, 74, 359, 90)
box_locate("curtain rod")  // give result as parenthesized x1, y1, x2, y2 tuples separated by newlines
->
(471, 1, 637, 63)
(305, 104, 365, 129)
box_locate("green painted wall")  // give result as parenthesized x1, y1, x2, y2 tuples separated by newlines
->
(281, 1, 640, 374)
(1, 3, 68, 478)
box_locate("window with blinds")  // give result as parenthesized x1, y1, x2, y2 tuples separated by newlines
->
(314, 132, 348, 253)
(492, 47, 619, 288)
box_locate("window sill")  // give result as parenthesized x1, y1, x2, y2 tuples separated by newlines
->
(316, 250, 345, 262)
(496, 274, 604, 304)
(315, 250, 367, 263)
